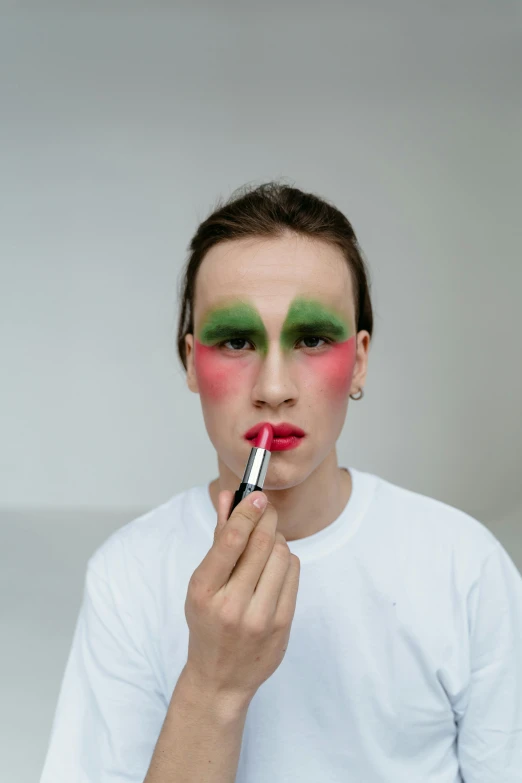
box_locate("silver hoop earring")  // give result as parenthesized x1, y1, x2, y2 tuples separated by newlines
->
(350, 388, 364, 401)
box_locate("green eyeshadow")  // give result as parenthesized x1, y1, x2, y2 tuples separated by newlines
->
(197, 296, 351, 355)
(197, 301, 269, 355)
(280, 297, 351, 351)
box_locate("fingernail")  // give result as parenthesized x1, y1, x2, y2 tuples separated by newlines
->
(253, 494, 267, 510)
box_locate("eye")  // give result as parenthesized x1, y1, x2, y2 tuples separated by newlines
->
(219, 338, 252, 351)
(297, 335, 331, 350)
(217, 335, 332, 352)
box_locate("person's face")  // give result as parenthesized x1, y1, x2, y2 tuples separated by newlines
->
(184, 232, 370, 488)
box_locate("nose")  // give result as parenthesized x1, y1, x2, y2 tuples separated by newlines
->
(250, 342, 298, 407)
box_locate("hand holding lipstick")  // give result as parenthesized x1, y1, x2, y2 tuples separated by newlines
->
(183, 489, 301, 712)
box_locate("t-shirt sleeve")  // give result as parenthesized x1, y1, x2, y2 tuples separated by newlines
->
(457, 542, 522, 782)
(39, 554, 168, 783)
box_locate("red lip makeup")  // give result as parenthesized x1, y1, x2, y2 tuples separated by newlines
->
(244, 421, 306, 452)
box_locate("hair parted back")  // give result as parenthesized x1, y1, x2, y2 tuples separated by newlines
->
(176, 180, 374, 372)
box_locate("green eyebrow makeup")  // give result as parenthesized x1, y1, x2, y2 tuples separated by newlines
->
(279, 297, 351, 350)
(197, 296, 351, 356)
(198, 300, 269, 355)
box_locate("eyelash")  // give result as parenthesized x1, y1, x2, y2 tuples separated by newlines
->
(217, 335, 333, 352)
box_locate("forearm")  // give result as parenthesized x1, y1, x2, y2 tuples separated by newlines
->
(144, 666, 251, 783)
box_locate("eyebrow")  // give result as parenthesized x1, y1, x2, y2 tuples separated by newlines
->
(199, 314, 347, 344)
(281, 316, 347, 339)
(199, 321, 265, 340)
(197, 299, 350, 343)
(197, 304, 265, 342)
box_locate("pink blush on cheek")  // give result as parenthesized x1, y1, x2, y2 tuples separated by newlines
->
(193, 340, 247, 401)
(301, 337, 357, 398)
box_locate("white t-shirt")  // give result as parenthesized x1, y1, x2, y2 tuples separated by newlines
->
(40, 467, 522, 783)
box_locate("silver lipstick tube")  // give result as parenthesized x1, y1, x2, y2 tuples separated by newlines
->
(228, 445, 272, 518)
(241, 445, 271, 488)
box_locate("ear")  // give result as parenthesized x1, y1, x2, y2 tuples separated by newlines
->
(185, 334, 199, 394)
(350, 331, 370, 395)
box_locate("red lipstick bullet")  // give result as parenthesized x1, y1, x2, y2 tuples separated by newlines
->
(253, 423, 274, 451)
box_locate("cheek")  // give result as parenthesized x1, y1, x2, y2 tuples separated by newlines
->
(194, 340, 251, 402)
(300, 337, 357, 400)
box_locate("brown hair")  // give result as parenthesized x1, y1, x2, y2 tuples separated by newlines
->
(176, 180, 374, 371)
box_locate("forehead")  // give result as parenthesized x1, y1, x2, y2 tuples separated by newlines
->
(193, 233, 354, 323)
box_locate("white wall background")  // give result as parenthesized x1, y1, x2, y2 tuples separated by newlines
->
(0, 3, 521, 781)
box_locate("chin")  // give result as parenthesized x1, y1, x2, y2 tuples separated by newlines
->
(261, 462, 308, 492)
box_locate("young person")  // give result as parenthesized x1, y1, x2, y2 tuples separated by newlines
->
(40, 182, 522, 783)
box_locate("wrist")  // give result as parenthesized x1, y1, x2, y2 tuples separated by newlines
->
(176, 664, 253, 723)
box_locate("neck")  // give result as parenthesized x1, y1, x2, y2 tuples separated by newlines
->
(208, 448, 352, 541)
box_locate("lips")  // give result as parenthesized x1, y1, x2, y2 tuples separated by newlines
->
(244, 422, 306, 440)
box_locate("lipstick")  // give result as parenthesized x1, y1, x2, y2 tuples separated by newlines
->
(227, 423, 273, 519)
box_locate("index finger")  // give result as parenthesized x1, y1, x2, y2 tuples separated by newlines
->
(196, 489, 267, 594)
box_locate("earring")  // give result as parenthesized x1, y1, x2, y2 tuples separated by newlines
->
(350, 388, 364, 401)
